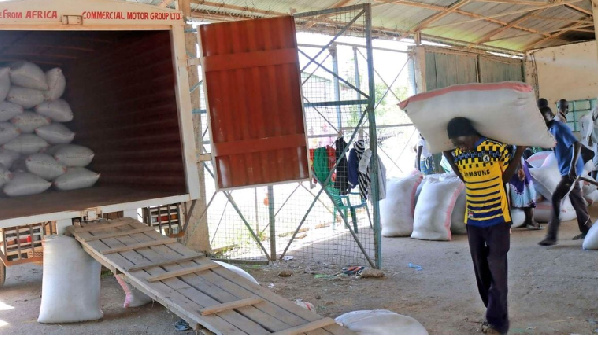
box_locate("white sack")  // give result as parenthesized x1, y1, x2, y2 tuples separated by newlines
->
(381, 172, 423, 237)
(0, 148, 19, 168)
(215, 261, 259, 285)
(583, 221, 598, 250)
(45, 68, 66, 101)
(533, 199, 576, 223)
(510, 209, 526, 228)
(54, 168, 100, 191)
(335, 309, 429, 335)
(3, 134, 49, 154)
(0, 164, 12, 187)
(6, 87, 45, 108)
(38, 235, 103, 323)
(0, 101, 23, 122)
(35, 123, 75, 144)
(3, 172, 50, 196)
(451, 188, 467, 234)
(412, 177, 464, 241)
(25, 153, 67, 180)
(526, 151, 552, 168)
(114, 275, 153, 308)
(11, 112, 50, 133)
(398, 82, 555, 153)
(0, 67, 10, 102)
(35, 99, 73, 122)
(54, 144, 94, 167)
(10, 61, 48, 91)
(0, 122, 20, 144)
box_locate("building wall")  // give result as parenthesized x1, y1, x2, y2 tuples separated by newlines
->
(525, 41, 598, 108)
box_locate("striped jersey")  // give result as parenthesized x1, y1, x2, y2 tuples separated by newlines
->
(453, 138, 512, 227)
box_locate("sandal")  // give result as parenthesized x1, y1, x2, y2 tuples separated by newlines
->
(526, 223, 543, 230)
(572, 233, 586, 240)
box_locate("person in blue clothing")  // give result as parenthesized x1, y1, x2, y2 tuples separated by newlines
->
(538, 106, 593, 246)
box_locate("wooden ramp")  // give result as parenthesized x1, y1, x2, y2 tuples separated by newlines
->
(71, 218, 353, 335)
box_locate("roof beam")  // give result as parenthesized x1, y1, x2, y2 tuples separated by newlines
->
(564, 3, 593, 15)
(471, 8, 544, 45)
(410, 0, 470, 32)
(469, 0, 582, 5)
(524, 22, 592, 49)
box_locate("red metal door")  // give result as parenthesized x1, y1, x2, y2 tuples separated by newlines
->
(199, 16, 309, 190)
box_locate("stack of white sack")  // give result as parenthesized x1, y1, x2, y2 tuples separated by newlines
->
(398, 82, 556, 153)
(0, 61, 99, 197)
(381, 171, 423, 237)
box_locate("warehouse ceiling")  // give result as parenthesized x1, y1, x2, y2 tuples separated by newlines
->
(133, 0, 596, 55)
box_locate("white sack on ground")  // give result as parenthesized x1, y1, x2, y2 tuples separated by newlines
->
(25, 153, 67, 180)
(583, 221, 598, 250)
(11, 112, 51, 133)
(533, 199, 576, 223)
(335, 309, 429, 335)
(398, 82, 555, 153)
(54, 144, 94, 167)
(381, 171, 423, 237)
(3, 172, 50, 196)
(45, 68, 66, 101)
(0, 67, 10, 102)
(215, 261, 259, 285)
(0, 148, 19, 168)
(35, 123, 75, 144)
(451, 188, 467, 234)
(0, 164, 12, 187)
(0, 101, 23, 122)
(412, 177, 464, 241)
(3, 134, 49, 154)
(10, 61, 48, 91)
(0, 122, 20, 145)
(54, 168, 100, 191)
(35, 99, 73, 122)
(38, 235, 103, 323)
(114, 275, 153, 308)
(510, 209, 526, 228)
(6, 87, 45, 108)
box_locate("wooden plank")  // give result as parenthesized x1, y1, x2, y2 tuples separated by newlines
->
(322, 323, 354, 335)
(272, 318, 337, 335)
(127, 254, 205, 272)
(200, 297, 263, 316)
(101, 238, 177, 254)
(305, 328, 332, 335)
(74, 221, 135, 233)
(81, 227, 155, 242)
(147, 263, 220, 282)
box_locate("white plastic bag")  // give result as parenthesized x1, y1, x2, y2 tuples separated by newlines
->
(11, 112, 50, 133)
(335, 309, 429, 335)
(25, 153, 67, 180)
(412, 177, 464, 241)
(38, 235, 103, 323)
(510, 209, 526, 228)
(35, 99, 73, 122)
(215, 261, 259, 284)
(0, 148, 19, 168)
(0, 164, 12, 187)
(0, 67, 10, 102)
(10, 61, 48, 91)
(54, 144, 94, 167)
(114, 275, 153, 308)
(3, 134, 49, 154)
(0, 101, 23, 122)
(0, 122, 20, 144)
(399, 82, 555, 153)
(381, 172, 423, 237)
(3, 172, 50, 196)
(583, 221, 598, 250)
(526, 151, 552, 168)
(6, 87, 45, 108)
(45, 68, 66, 100)
(54, 168, 100, 191)
(35, 123, 75, 144)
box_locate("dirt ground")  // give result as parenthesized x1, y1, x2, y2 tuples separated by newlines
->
(0, 207, 597, 335)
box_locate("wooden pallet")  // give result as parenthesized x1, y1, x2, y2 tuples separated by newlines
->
(72, 217, 353, 335)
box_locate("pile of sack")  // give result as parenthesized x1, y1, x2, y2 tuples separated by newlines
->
(0, 61, 99, 197)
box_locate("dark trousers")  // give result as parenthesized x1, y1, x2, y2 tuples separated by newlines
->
(466, 223, 511, 334)
(546, 177, 592, 241)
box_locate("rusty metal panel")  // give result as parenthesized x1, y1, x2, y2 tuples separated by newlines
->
(199, 16, 309, 190)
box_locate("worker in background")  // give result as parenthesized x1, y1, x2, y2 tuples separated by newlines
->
(538, 106, 592, 246)
(417, 133, 434, 175)
(537, 98, 549, 111)
(443, 117, 525, 335)
(555, 99, 569, 123)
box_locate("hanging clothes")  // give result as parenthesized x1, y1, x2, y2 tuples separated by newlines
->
(333, 137, 349, 194)
(352, 140, 370, 201)
(349, 140, 387, 201)
(348, 145, 360, 188)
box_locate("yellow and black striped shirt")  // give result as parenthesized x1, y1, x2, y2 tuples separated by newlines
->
(453, 138, 511, 227)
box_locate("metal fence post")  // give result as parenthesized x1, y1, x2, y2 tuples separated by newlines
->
(268, 186, 276, 262)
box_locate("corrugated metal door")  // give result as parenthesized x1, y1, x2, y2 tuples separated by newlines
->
(199, 16, 309, 190)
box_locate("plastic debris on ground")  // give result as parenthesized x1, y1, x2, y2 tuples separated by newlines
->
(174, 318, 191, 331)
(408, 262, 423, 271)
